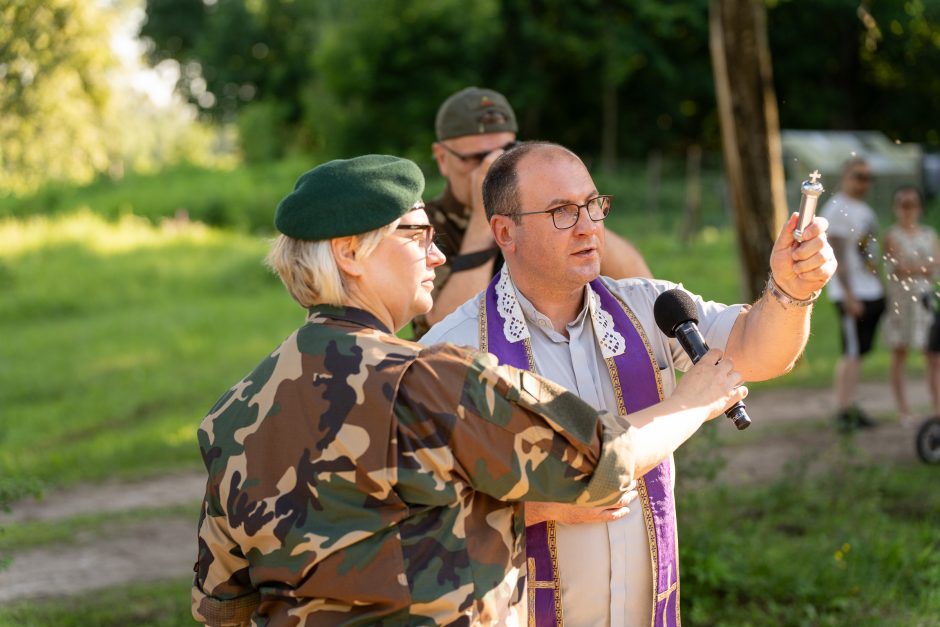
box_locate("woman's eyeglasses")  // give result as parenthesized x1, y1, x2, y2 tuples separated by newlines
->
(396, 224, 436, 252)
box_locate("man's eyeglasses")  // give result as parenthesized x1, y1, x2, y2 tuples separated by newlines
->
(853, 171, 874, 183)
(396, 224, 436, 252)
(512, 195, 613, 230)
(439, 141, 519, 165)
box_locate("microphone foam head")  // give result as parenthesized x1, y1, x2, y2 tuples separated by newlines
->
(653, 288, 699, 338)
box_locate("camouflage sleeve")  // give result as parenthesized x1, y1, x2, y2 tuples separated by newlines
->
(191, 440, 259, 626)
(396, 343, 636, 507)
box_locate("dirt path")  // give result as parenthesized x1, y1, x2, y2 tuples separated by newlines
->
(0, 380, 932, 604)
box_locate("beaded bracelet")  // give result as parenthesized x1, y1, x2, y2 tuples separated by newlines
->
(766, 274, 820, 308)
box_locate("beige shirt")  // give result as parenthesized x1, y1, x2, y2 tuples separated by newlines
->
(421, 269, 742, 627)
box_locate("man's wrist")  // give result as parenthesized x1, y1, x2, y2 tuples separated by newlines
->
(766, 274, 819, 308)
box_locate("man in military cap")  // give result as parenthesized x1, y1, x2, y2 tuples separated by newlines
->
(413, 86, 652, 336)
(190, 154, 748, 626)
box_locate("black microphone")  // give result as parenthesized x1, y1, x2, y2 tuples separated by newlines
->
(653, 288, 751, 430)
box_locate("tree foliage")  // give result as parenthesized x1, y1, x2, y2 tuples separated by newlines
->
(142, 0, 723, 162)
(5, 0, 939, 192)
(0, 0, 119, 194)
(308, 0, 502, 160)
(140, 0, 940, 162)
(142, 0, 322, 157)
(769, 0, 940, 144)
(139, 1, 928, 158)
(0, 0, 226, 195)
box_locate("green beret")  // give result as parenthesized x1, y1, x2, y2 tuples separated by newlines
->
(274, 155, 425, 240)
(435, 87, 518, 141)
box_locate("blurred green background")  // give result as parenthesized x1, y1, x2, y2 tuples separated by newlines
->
(2, 0, 939, 625)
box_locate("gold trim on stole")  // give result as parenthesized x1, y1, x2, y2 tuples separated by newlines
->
(479, 293, 488, 352)
(481, 293, 564, 625)
(604, 290, 681, 627)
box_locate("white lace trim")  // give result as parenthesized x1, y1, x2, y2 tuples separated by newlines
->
(589, 286, 626, 358)
(495, 266, 529, 343)
(494, 268, 626, 356)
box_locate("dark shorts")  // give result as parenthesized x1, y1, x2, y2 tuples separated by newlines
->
(835, 298, 885, 357)
(929, 313, 940, 353)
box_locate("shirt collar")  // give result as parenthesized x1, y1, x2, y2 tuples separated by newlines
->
(306, 304, 392, 334)
(437, 184, 470, 220)
(514, 279, 591, 339)
(494, 266, 626, 357)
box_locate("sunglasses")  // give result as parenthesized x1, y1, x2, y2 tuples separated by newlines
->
(439, 140, 519, 164)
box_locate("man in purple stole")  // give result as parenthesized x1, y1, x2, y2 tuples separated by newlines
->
(421, 142, 836, 626)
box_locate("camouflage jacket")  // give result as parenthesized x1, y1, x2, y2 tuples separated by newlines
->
(192, 305, 637, 626)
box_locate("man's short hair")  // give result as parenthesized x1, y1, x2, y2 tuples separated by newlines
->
(482, 141, 581, 222)
(435, 87, 518, 141)
(265, 224, 395, 308)
(841, 156, 869, 175)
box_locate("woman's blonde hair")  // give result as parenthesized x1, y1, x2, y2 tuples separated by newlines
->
(265, 222, 397, 307)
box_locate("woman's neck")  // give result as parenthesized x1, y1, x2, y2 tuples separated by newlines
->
(343, 289, 396, 332)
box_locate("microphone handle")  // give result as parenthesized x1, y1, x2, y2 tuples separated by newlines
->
(674, 322, 751, 430)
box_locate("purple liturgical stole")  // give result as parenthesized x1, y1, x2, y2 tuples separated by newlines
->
(481, 273, 680, 627)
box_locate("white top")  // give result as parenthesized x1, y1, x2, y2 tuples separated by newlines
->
(882, 224, 939, 349)
(420, 268, 742, 627)
(819, 192, 884, 301)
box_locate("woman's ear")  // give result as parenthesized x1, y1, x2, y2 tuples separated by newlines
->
(331, 236, 363, 277)
(491, 214, 515, 252)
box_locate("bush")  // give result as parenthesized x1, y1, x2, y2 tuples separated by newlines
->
(237, 100, 292, 164)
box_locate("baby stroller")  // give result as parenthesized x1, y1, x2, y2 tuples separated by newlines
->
(918, 289, 940, 464)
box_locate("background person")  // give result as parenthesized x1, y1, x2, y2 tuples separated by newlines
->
(413, 86, 652, 336)
(190, 154, 746, 626)
(421, 141, 836, 627)
(819, 157, 886, 431)
(882, 185, 940, 422)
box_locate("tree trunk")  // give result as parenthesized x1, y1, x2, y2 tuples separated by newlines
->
(709, 0, 788, 301)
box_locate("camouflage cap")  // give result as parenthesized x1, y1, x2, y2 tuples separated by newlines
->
(435, 87, 518, 141)
(274, 155, 425, 240)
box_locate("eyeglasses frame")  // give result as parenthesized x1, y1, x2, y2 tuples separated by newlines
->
(509, 194, 614, 230)
(438, 140, 520, 165)
(395, 223, 437, 252)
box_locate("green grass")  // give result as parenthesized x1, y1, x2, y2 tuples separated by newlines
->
(0, 159, 312, 234)
(679, 461, 940, 626)
(0, 210, 300, 486)
(0, 577, 193, 627)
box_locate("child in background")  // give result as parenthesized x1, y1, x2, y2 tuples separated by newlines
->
(882, 186, 940, 423)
